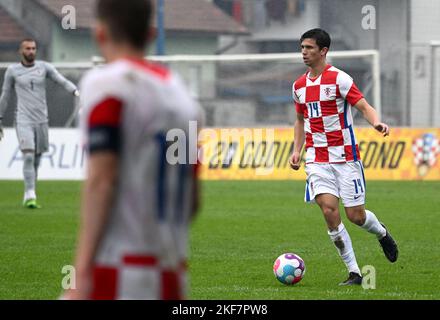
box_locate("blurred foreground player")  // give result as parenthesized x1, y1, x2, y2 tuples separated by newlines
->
(289, 29, 398, 286)
(63, 0, 202, 299)
(0, 39, 79, 208)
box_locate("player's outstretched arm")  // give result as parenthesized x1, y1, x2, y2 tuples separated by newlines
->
(354, 98, 390, 137)
(289, 113, 305, 170)
(63, 152, 119, 300)
(45, 62, 78, 95)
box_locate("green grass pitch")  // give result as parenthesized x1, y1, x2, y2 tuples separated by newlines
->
(0, 180, 439, 299)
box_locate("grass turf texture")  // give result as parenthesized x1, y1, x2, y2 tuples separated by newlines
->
(0, 180, 439, 299)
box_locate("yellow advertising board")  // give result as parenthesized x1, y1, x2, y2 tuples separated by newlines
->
(198, 128, 440, 180)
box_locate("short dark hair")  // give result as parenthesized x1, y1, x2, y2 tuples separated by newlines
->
(96, 0, 153, 50)
(20, 38, 36, 47)
(300, 28, 331, 50)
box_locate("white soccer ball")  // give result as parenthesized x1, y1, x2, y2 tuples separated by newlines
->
(273, 253, 306, 285)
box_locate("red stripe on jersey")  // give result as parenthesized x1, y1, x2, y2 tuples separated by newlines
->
(295, 102, 306, 114)
(315, 147, 329, 162)
(320, 70, 338, 85)
(305, 133, 314, 148)
(89, 97, 123, 128)
(346, 83, 364, 106)
(303, 104, 309, 118)
(125, 58, 170, 80)
(123, 255, 158, 266)
(320, 100, 338, 116)
(305, 85, 320, 102)
(339, 113, 346, 129)
(91, 266, 118, 300)
(326, 130, 344, 146)
(294, 74, 307, 90)
(336, 85, 341, 98)
(310, 117, 325, 133)
(344, 145, 361, 161)
(161, 270, 182, 300)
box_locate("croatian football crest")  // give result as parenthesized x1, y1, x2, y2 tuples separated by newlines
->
(412, 133, 440, 177)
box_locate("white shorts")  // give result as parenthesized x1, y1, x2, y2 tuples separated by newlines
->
(304, 161, 366, 208)
(16, 123, 49, 154)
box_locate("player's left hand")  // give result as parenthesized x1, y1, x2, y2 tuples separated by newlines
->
(289, 152, 302, 170)
(374, 122, 390, 137)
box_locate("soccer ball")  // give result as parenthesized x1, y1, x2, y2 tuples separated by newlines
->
(273, 253, 306, 285)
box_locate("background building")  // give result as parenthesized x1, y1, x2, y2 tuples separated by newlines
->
(213, 0, 440, 127)
(0, 0, 248, 61)
(0, 0, 439, 127)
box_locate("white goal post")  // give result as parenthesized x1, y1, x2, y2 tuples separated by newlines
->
(94, 50, 381, 117)
(0, 50, 381, 127)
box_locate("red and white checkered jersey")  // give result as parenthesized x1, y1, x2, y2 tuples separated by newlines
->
(292, 64, 364, 163)
(79, 58, 201, 283)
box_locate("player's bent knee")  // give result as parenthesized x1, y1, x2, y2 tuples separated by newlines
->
(346, 209, 366, 226)
(349, 216, 365, 226)
(321, 206, 339, 218)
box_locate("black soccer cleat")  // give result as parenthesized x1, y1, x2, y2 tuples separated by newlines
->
(339, 272, 363, 286)
(379, 223, 398, 263)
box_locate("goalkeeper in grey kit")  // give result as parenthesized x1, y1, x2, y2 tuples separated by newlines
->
(0, 39, 79, 208)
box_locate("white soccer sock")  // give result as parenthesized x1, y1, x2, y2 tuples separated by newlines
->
(360, 210, 387, 239)
(328, 223, 361, 275)
(24, 190, 37, 201)
(23, 153, 36, 200)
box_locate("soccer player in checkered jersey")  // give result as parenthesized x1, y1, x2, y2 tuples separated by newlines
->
(62, 0, 202, 299)
(289, 29, 398, 285)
